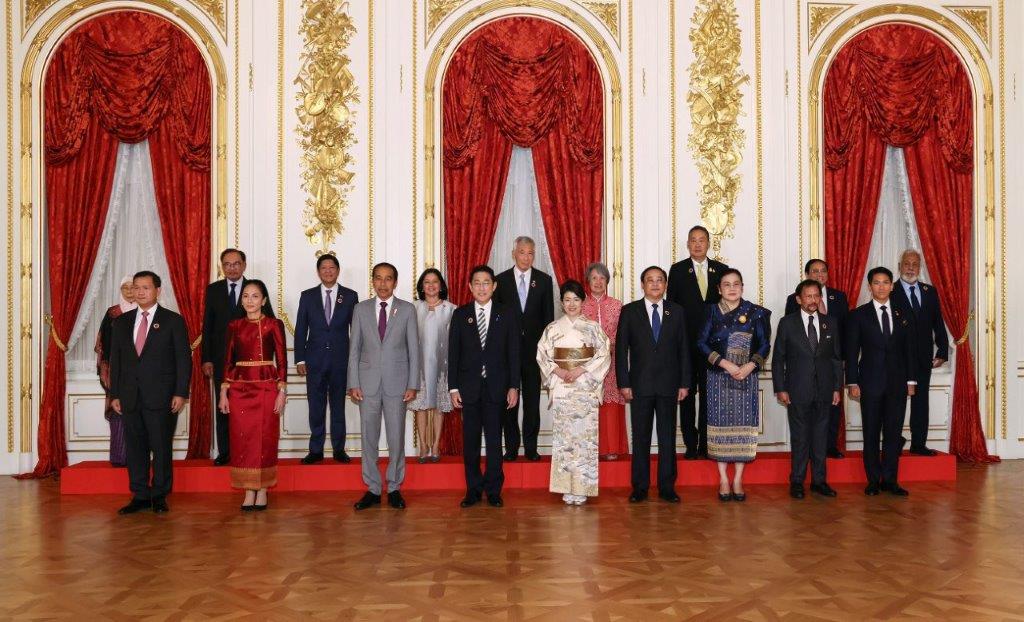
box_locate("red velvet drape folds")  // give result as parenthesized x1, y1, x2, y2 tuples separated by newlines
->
(439, 17, 604, 454)
(823, 24, 994, 461)
(27, 11, 212, 477)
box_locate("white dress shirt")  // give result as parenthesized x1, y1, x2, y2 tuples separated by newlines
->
(374, 295, 395, 326)
(800, 308, 819, 331)
(133, 303, 159, 344)
(870, 298, 915, 386)
(644, 297, 666, 326)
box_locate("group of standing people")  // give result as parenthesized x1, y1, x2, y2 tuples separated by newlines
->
(97, 226, 949, 515)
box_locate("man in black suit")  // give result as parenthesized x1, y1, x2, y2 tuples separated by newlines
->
(846, 267, 919, 497)
(892, 249, 949, 456)
(201, 248, 274, 465)
(109, 271, 191, 515)
(493, 236, 553, 461)
(783, 258, 849, 458)
(667, 225, 726, 459)
(449, 265, 521, 508)
(616, 266, 691, 503)
(773, 280, 842, 499)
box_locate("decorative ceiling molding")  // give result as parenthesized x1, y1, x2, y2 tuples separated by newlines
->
(23, 0, 227, 39)
(944, 5, 991, 52)
(426, 0, 620, 46)
(807, 2, 853, 51)
(578, 0, 619, 43)
(427, 0, 469, 39)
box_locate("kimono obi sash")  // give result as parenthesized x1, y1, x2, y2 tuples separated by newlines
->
(235, 360, 274, 367)
(553, 347, 595, 370)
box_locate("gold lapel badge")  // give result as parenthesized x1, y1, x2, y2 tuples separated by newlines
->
(738, 315, 747, 324)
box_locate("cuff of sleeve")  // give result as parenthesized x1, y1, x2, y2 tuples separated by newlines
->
(449, 389, 459, 394)
(908, 381, 918, 386)
(295, 361, 304, 366)
(708, 352, 722, 366)
(751, 354, 766, 369)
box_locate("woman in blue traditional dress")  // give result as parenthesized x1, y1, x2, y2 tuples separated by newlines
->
(698, 268, 771, 502)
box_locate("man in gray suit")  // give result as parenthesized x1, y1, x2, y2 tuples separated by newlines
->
(348, 262, 420, 510)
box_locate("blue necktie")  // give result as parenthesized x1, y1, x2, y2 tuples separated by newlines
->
(229, 282, 237, 308)
(651, 303, 661, 342)
(909, 285, 921, 314)
(518, 273, 528, 312)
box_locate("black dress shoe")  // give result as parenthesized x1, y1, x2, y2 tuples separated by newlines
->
(731, 492, 746, 502)
(486, 494, 503, 507)
(864, 482, 881, 496)
(117, 499, 150, 515)
(628, 490, 647, 503)
(659, 491, 681, 503)
(460, 495, 481, 508)
(152, 498, 169, 513)
(525, 452, 542, 461)
(301, 452, 324, 465)
(881, 482, 909, 496)
(696, 450, 709, 460)
(909, 446, 938, 457)
(333, 451, 352, 463)
(214, 454, 230, 466)
(388, 491, 406, 509)
(683, 451, 698, 460)
(354, 492, 381, 510)
(503, 452, 518, 462)
(826, 448, 845, 459)
(810, 483, 837, 497)
(789, 484, 805, 499)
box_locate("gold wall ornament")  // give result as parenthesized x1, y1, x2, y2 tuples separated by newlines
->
(687, 0, 748, 257)
(946, 6, 991, 52)
(294, 0, 359, 255)
(23, 0, 58, 36)
(24, 0, 226, 38)
(580, 0, 619, 42)
(427, 0, 467, 38)
(7, 0, 15, 452)
(807, 3, 852, 51)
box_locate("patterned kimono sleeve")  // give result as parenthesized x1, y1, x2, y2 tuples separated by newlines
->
(579, 323, 611, 392)
(536, 323, 559, 388)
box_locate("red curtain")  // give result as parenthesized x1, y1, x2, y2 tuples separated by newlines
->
(439, 17, 604, 454)
(823, 24, 994, 461)
(24, 11, 212, 477)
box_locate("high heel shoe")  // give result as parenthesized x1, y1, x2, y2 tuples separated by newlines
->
(241, 491, 256, 511)
(254, 491, 268, 511)
(718, 486, 732, 502)
(731, 491, 746, 502)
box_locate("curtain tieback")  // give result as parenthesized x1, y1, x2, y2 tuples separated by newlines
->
(954, 309, 975, 346)
(44, 314, 68, 353)
(190, 335, 203, 351)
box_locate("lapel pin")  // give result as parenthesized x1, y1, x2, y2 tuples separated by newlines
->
(829, 294, 835, 300)
(709, 267, 716, 273)
(336, 294, 343, 304)
(738, 315, 747, 324)
(468, 317, 474, 324)
(152, 323, 160, 330)
(688, 267, 694, 274)
(531, 280, 536, 288)
(664, 309, 671, 316)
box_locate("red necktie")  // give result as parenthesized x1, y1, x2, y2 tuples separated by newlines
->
(378, 301, 387, 341)
(135, 311, 149, 356)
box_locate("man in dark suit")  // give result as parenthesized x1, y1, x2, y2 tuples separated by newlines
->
(773, 279, 842, 499)
(201, 248, 275, 465)
(493, 236, 553, 461)
(109, 271, 191, 515)
(617, 266, 691, 503)
(783, 258, 849, 458)
(449, 265, 521, 508)
(667, 225, 726, 459)
(293, 254, 358, 464)
(892, 249, 949, 456)
(846, 267, 919, 497)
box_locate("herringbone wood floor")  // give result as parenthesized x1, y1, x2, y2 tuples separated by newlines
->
(2, 462, 1023, 621)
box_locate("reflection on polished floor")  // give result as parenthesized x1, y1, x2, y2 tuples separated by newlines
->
(2, 462, 1023, 620)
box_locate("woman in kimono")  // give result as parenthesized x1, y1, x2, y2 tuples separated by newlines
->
(581, 262, 628, 460)
(698, 268, 771, 502)
(95, 276, 136, 466)
(219, 280, 287, 511)
(408, 268, 456, 462)
(537, 280, 611, 505)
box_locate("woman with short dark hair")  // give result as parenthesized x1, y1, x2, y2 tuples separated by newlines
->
(408, 269, 456, 462)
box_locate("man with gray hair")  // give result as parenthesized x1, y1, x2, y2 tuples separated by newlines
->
(494, 236, 554, 461)
(891, 249, 948, 456)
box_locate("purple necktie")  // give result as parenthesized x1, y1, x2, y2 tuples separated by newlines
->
(324, 289, 333, 324)
(378, 301, 387, 341)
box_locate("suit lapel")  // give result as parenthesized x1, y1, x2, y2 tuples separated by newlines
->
(381, 300, 399, 343)
(139, 307, 161, 357)
(639, 302, 657, 344)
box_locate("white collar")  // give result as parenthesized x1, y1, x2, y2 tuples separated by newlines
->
(137, 303, 159, 316)
(375, 295, 395, 307)
(475, 300, 493, 312)
(800, 309, 818, 323)
(514, 266, 532, 279)
(227, 277, 243, 287)
(872, 298, 891, 311)
(321, 283, 339, 294)
(691, 257, 708, 267)
(644, 297, 665, 307)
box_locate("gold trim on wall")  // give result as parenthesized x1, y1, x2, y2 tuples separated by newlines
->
(6, 0, 15, 452)
(807, 3, 852, 51)
(24, 0, 227, 39)
(807, 4, 997, 440)
(669, 0, 677, 263)
(423, 0, 624, 300)
(368, 0, 376, 293)
(411, 0, 419, 290)
(18, 0, 229, 451)
(626, 0, 632, 296)
(754, 0, 764, 305)
(945, 5, 991, 52)
(997, 0, 1005, 439)
(275, 0, 291, 333)
(796, 0, 804, 277)
(231, 0, 238, 247)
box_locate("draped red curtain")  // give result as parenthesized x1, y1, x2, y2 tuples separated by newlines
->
(823, 24, 995, 461)
(24, 11, 212, 477)
(439, 16, 605, 454)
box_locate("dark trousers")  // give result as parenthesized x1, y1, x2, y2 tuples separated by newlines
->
(680, 363, 707, 455)
(827, 402, 843, 453)
(214, 378, 229, 457)
(788, 400, 829, 485)
(123, 403, 179, 501)
(503, 361, 541, 456)
(630, 395, 678, 494)
(860, 389, 906, 484)
(463, 379, 505, 498)
(307, 361, 348, 454)
(909, 367, 932, 449)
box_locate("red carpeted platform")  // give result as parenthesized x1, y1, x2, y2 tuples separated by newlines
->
(60, 451, 956, 494)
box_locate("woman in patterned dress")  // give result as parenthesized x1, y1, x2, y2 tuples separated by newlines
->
(408, 269, 456, 462)
(96, 276, 136, 467)
(581, 262, 628, 460)
(537, 280, 611, 506)
(698, 268, 771, 502)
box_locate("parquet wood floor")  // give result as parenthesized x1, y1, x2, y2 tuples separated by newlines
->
(2, 462, 1023, 621)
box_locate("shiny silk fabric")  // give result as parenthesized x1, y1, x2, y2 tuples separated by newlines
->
(223, 318, 288, 489)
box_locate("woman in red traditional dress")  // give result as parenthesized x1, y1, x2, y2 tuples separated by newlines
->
(219, 280, 287, 511)
(96, 276, 136, 467)
(581, 262, 629, 460)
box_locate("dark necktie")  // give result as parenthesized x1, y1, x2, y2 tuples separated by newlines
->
(909, 285, 921, 313)
(881, 305, 891, 338)
(229, 282, 237, 308)
(651, 303, 661, 342)
(378, 301, 387, 341)
(807, 314, 819, 350)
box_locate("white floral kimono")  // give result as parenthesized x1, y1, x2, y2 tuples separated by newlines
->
(536, 315, 611, 497)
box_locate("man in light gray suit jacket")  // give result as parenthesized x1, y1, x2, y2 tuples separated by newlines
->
(348, 263, 421, 510)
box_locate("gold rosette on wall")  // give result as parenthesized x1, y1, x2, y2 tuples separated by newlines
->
(295, 0, 359, 254)
(687, 0, 748, 256)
